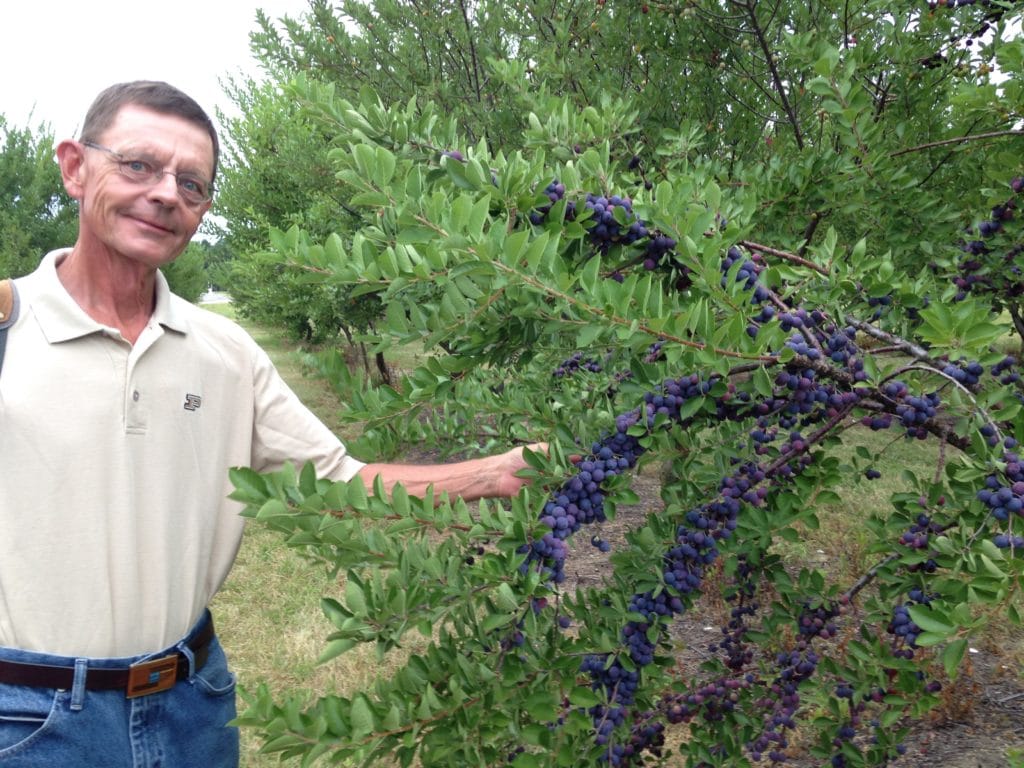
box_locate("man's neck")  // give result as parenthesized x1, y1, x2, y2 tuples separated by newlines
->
(56, 246, 157, 345)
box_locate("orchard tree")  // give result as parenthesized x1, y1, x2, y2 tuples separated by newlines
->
(161, 242, 210, 303)
(0, 116, 77, 277)
(229, 0, 1024, 355)
(220, 0, 533, 343)
(248, 0, 535, 147)
(200, 237, 238, 292)
(214, 76, 389, 353)
(214, 76, 354, 255)
(226, 45, 1024, 765)
(216, 2, 1024, 765)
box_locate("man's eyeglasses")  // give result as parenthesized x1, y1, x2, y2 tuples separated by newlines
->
(82, 141, 215, 205)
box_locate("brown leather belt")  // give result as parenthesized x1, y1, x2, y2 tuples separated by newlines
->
(0, 619, 215, 698)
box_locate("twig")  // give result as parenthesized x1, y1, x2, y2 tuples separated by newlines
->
(740, 240, 830, 275)
(797, 212, 825, 257)
(844, 553, 900, 602)
(843, 316, 931, 361)
(891, 130, 1024, 158)
(733, 0, 804, 150)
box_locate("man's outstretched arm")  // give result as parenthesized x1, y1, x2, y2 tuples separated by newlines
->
(357, 444, 541, 501)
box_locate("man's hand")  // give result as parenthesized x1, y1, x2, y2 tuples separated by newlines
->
(486, 443, 546, 498)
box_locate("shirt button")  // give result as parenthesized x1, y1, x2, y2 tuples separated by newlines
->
(132, 391, 140, 402)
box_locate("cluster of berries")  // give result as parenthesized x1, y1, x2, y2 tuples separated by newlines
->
(529, 180, 650, 254)
(553, 351, 604, 378)
(898, 513, 945, 573)
(886, 589, 935, 660)
(895, 392, 941, 439)
(942, 358, 985, 388)
(722, 245, 769, 303)
(528, 180, 697, 289)
(992, 355, 1021, 387)
(976, 441, 1024, 522)
(950, 177, 1022, 301)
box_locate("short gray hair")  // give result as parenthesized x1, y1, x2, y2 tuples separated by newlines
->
(80, 81, 220, 180)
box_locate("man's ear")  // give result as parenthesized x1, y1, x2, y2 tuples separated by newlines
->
(55, 140, 87, 200)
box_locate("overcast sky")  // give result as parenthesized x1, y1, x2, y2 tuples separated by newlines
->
(0, 0, 310, 141)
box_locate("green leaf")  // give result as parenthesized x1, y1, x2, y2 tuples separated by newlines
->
(494, 582, 520, 612)
(580, 253, 601, 295)
(807, 77, 836, 96)
(375, 146, 396, 187)
(468, 195, 491, 238)
(352, 143, 376, 177)
(465, 157, 487, 188)
(978, 553, 1006, 579)
(345, 579, 368, 614)
(229, 467, 267, 502)
(941, 638, 968, 679)
(568, 687, 601, 707)
(318, 638, 357, 664)
(255, 498, 289, 520)
(481, 612, 515, 633)
(347, 479, 369, 511)
(397, 226, 439, 245)
(512, 754, 543, 768)
(913, 631, 948, 647)
(524, 691, 558, 721)
(963, 321, 1008, 347)
(444, 156, 474, 190)
(906, 605, 955, 636)
(321, 597, 351, 626)
(813, 48, 840, 76)
(881, 708, 903, 728)
(815, 490, 842, 505)
(349, 190, 390, 207)
(349, 694, 376, 739)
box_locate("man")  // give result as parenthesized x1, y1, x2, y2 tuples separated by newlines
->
(0, 81, 534, 766)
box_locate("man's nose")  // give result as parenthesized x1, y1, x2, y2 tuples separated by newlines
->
(148, 170, 182, 203)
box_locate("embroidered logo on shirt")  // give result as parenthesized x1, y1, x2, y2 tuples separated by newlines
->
(183, 394, 202, 412)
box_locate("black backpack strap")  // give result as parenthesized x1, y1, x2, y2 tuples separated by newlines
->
(0, 279, 19, 380)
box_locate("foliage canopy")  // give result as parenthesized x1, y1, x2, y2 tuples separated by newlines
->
(220, 1, 1024, 766)
(0, 117, 78, 278)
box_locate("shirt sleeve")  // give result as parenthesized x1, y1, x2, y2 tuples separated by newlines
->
(248, 344, 366, 482)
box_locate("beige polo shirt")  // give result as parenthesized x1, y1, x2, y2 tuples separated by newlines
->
(0, 250, 365, 657)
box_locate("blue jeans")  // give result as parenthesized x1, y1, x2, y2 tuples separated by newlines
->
(0, 613, 239, 767)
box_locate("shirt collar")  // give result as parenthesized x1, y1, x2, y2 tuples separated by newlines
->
(27, 249, 189, 343)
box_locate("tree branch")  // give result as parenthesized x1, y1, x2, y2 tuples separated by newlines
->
(797, 211, 826, 257)
(891, 130, 1024, 158)
(734, 0, 804, 150)
(739, 240, 830, 275)
(456, 0, 483, 103)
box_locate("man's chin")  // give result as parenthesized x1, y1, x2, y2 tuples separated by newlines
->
(109, 241, 187, 270)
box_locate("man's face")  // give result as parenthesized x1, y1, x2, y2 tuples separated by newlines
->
(72, 105, 214, 269)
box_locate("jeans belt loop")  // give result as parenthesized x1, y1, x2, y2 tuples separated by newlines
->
(176, 640, 196, 681)
(71, 659, 88, 711)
